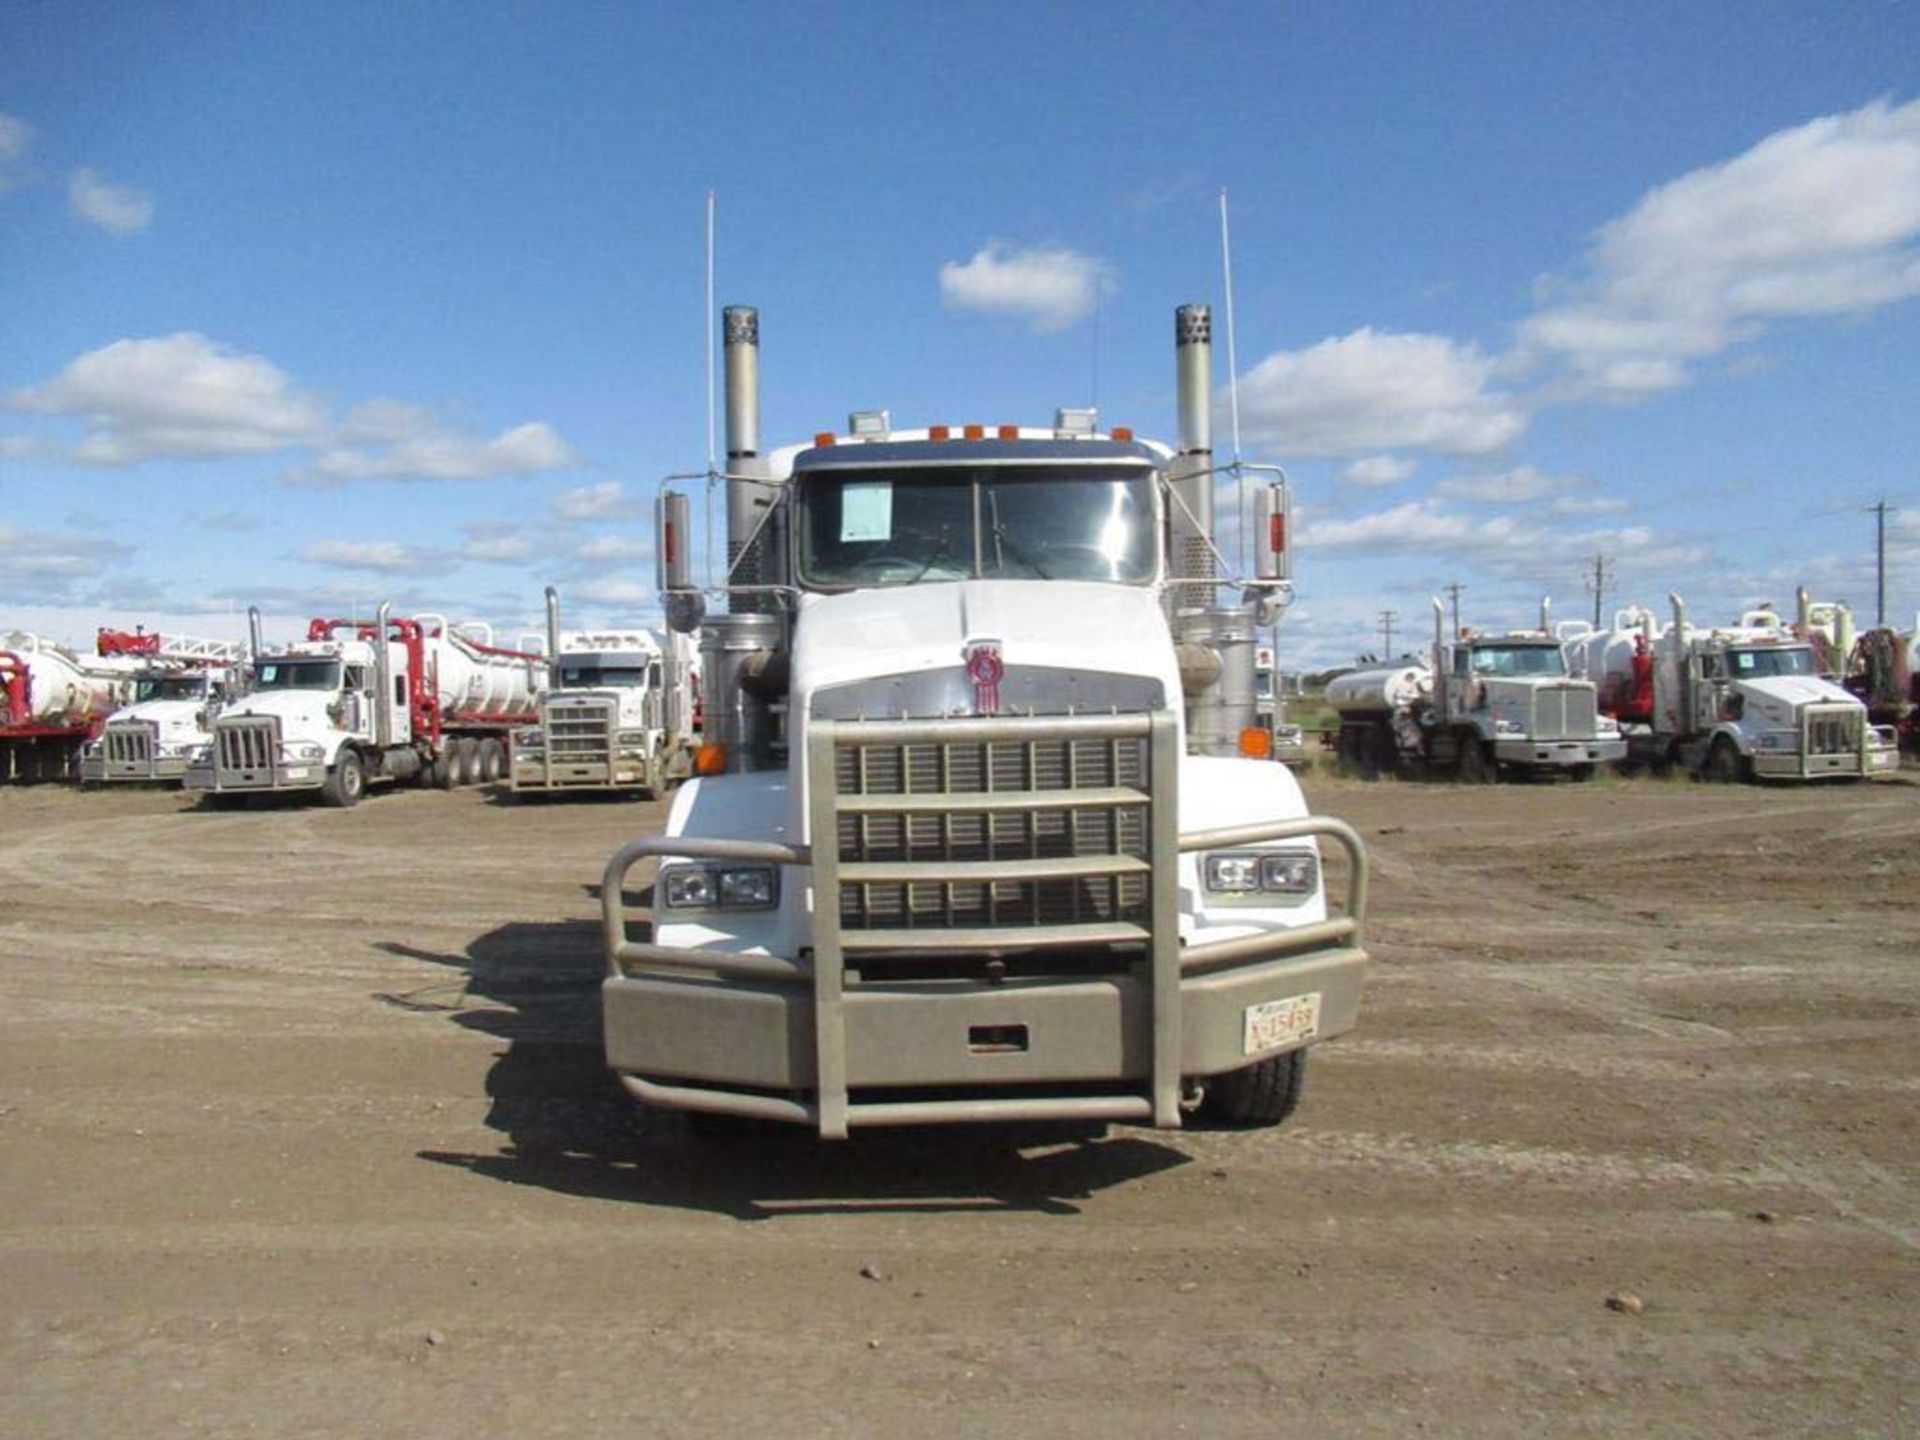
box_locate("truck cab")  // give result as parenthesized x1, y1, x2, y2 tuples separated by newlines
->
(1440, 632, 1625, 775)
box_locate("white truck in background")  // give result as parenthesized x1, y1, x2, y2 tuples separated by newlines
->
(592, 301, 1369, 1140)
(79, 629, 248, 784)
(185, 606, 546, 806)
(1329, 599, 1625, 781)
(1252, 644, 1309, 768)
(510, 586, 699, 797)
(1562, 592, 1898, 781)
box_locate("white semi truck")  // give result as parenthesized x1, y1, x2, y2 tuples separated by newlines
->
(510, 587, 698, 797)
(79, 630, 248, 785)
(594, 302, 1370, 1139)
(1562, 593, 1899, 781)
(185, 607, 546, 806)
(1328, 600, 1626, 781)
(1, 631, 146, 782)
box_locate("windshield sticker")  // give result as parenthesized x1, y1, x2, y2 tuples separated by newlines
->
(840, 481, 893, 542)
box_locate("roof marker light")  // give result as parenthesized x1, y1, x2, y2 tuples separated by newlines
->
(930, 424, 951, 441)
(1112, 426, 1134, 442)
(997, 424, 1019, 440)
(813, 432, 836, 447)
(963, 423, 985, 440)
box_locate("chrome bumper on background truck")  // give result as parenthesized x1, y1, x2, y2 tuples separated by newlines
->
(184, 718, 326, 794)
(1493, 736, 1628, 768)
(80, 724, 191, 783)
(512, 699, 647, 792)
(600, 711, 1369, 1138)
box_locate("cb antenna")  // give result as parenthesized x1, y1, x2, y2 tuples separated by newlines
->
(1219, 188, 1243, 466)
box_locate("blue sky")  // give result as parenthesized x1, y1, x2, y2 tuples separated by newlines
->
(3, 1, 1917, 667)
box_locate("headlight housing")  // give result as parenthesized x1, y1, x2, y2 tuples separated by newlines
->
(660, 862, 779, 911)
(1203, 849, 1318, 897)
(514, 727, 543, 749)
(288, 742, 325, 762)
(616, 731, 647, 745)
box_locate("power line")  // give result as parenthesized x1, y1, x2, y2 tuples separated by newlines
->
(1378, 609, 1399, 659)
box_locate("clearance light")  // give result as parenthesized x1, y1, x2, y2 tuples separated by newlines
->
(963, 423, 985, 440)
(694, 743, 729, 775)
(1239, 726, 1273, 760)
(930, 425, 951, 441)
(1111, 426, 1134, 442)
(813, 432, 836, 447)
(997, 424, 1019, 440)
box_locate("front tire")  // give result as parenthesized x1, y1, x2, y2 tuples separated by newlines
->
(1200, 1049, 1307, 1128)
(1457, 735, 1494, 784)
(322, 750, 365, 808)
(1704, 737, 1745, 784)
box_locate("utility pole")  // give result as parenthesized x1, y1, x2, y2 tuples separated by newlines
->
(1585, 553, 1612, 628)
(1867, 499, 1893, 627)
(1378, 609, 1398, 659)
(1443, 582, 1466, 640)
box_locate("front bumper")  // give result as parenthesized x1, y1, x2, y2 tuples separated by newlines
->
(1492, 736, 1627, 768)
(183, 761, 325, 793)
(80, 753, 191, 783)
(511, 753, 648, 791)
(1750, 742, 1902, 780)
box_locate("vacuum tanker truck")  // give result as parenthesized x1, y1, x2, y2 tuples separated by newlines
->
(593, 302, 1370, 1140)
(79, 630, 249, 785)
(1, 631, 147, 782)
(510, 587, 698, 797)
(1561, 594, 1898, 781)
(1327, 600, 1626, 781)
(185, 607, 546, 806)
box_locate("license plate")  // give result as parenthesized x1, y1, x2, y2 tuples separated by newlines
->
(285, 766, 310, 780)
(1244, 992, 1321, 1054)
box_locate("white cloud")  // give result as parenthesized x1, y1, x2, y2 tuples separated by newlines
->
(1341, 455, 1418, 487)
(461, 535, 533, 563)
(1301, 499, 1705, 580)
(298, 539, 443, 574)
(1236, 328, 1526, 458)
(309, 421, 574, 482)
(69, 166, 154, 234)
(1518, 96, 1920, 399)
(570, 577, 655, 606)
(575, 535, 653, 564)
(9, 333, 575, 480)
(939, 242, 1112, 332)
(1436, 465, 1561, 503)
(11, 333, 326, 462)
(0, 521, 135, 601)
(553, 481, 634, 521)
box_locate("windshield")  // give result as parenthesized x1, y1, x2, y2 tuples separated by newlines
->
(558, 662, 650, 688)
(798, 465, 1157, 588)
(1729, 647, 1814, 679)
(255, 659, 342, 692)
(1468, 644, 1567, 678)
(134, 676, 207, 702)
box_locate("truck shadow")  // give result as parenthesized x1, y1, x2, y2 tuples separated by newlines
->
(377, 919, 1192, 1219)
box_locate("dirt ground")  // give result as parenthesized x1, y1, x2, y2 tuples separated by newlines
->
(2, 768, 1917, 1439)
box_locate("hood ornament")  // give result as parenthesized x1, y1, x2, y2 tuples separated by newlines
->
(963, 639, 1005, 716)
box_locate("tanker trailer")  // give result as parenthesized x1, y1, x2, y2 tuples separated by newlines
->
(1, 631, 144, 782)
(186, 607, 547, 806)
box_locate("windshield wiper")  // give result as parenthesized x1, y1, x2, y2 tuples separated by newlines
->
(986, 490, 1052, 579)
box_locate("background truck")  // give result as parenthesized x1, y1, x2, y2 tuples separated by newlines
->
(510, 587, 698, 797)
(79, 630, 248, 785)
(1252, 644, 1309, 767)
(1846, 615, 1917, 754)
(185, 606, 546, 806)
(595, 301, 1369, 1140)
(2, 630, 146, 782)
(1328, 600, 1626, 781)
(1562, 593, 1898, 781)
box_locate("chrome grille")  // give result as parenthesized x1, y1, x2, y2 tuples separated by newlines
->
(1806, 706, 1862, 755)
(1530, 684, 1597, 742)
(215, 717, 279, 778)
(833, 730, 1152, 931)
(104, 722, 156, 767)
(545, 697, 616, 761)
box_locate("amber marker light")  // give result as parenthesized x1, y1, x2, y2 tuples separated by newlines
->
(1238, 727, 1274, 760)
(963, 423, 985, 440)
(929, 425, 951, 441)
(813, 432, 836, 447)
(997, 424, 1019, 440)
(1111, 426, 1134, 442)
(694, 744, 729, 775)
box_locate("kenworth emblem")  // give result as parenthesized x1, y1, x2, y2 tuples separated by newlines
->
(964, 639, 1005, 716)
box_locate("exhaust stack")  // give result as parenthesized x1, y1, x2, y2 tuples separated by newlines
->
(1169, 304, 1215, 583)
(544, 587, 562, 687)
(247, 606, 264, 667)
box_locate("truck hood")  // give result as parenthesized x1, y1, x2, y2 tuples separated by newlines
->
(1736, 674, 1859, 716)
(792, 580, 1180, 714)
(216, 690, 334, 735)
(108, 699, 209, 737)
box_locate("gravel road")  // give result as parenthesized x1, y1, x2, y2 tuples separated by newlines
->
(4, 773, 1916, 1437)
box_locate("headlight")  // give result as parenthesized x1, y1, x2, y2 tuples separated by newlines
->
(287, 742, 325, 761)
(617, 731, 647, 745)
(1494, 719, 1523, 736)
(660, 862, 779, 911)
(188, 746, 212, 765)
(1203, 849, 1318, 896)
